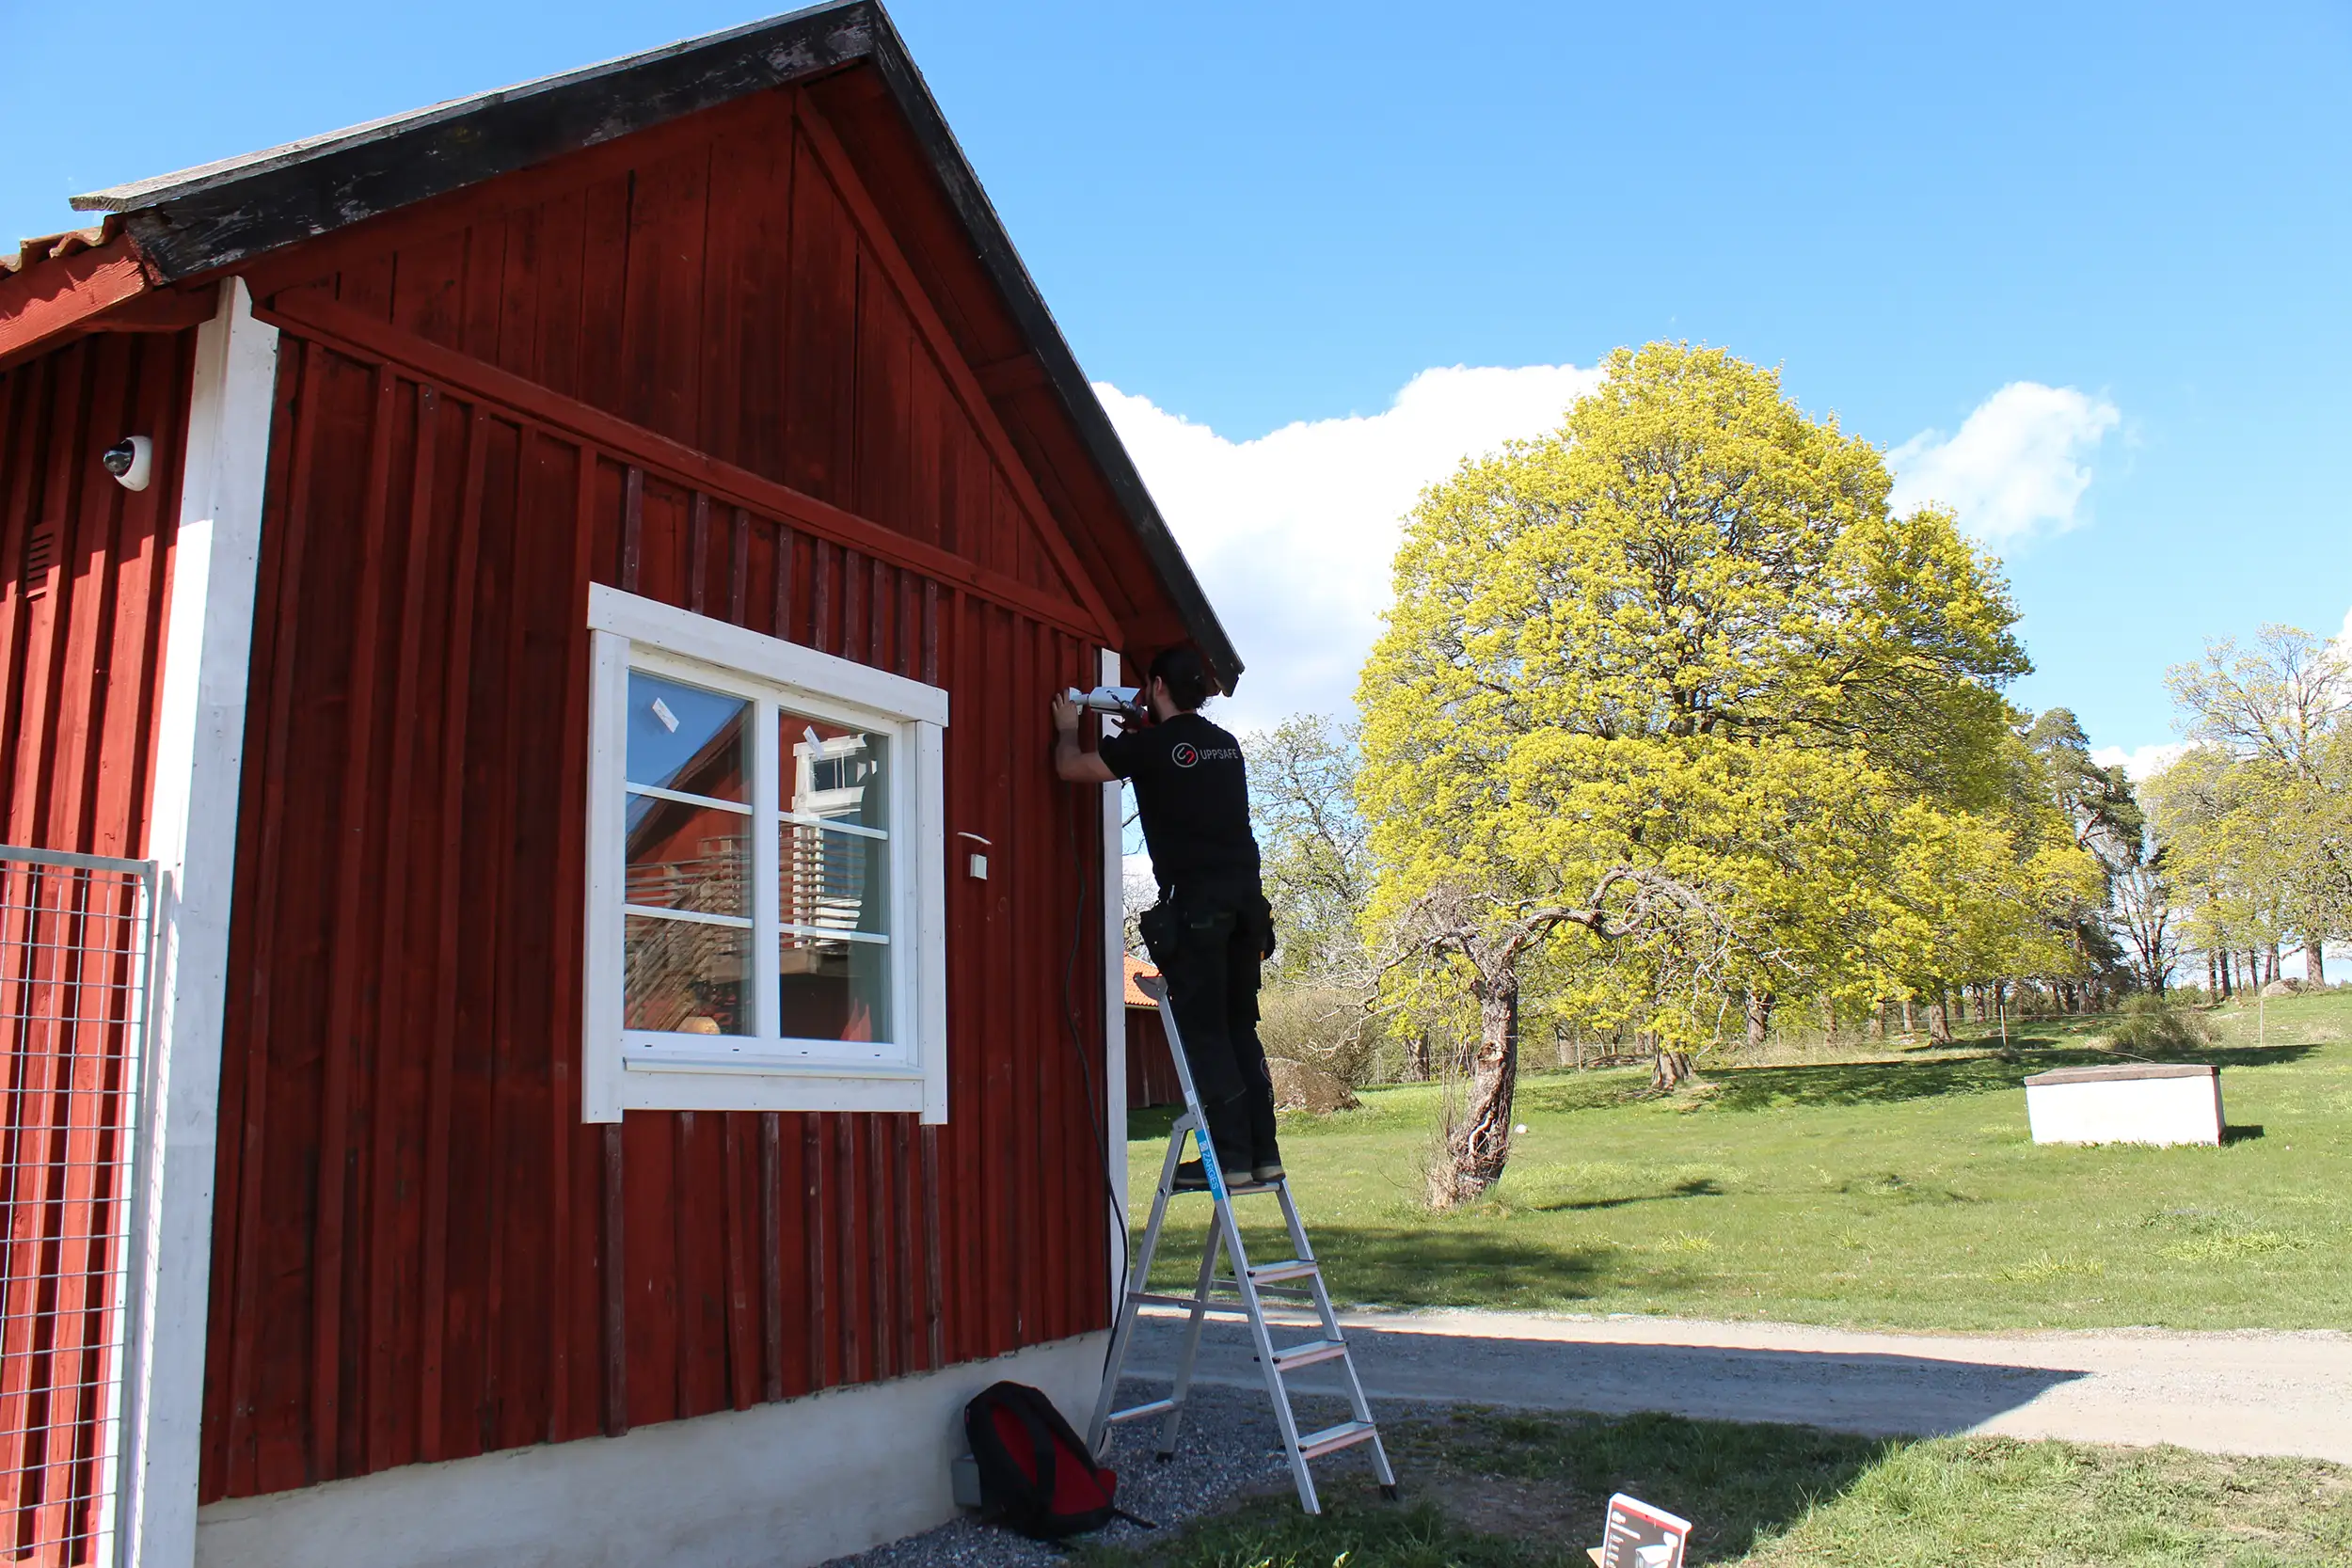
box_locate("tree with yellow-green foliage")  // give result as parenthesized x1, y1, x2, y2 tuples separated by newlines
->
(1357, 342, 2091, 1207)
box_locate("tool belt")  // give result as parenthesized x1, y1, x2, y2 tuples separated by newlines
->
(1138, 879, 1276, 968)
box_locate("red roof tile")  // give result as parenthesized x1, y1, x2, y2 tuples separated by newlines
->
(1123, 955, 1162, 1008)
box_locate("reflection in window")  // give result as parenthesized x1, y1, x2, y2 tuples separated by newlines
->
(782, 714, 890, 1046)
(624, 673, 753, 1035)
(627, 673, 747, 801)
(625, 915, 749, 1034)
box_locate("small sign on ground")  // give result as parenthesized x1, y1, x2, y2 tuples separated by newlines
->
(1586, 1493, 1691, 1568)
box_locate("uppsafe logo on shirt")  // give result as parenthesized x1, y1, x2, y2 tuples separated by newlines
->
(1172, 742, 1200, 768)
(1168, 742, 1240, 769)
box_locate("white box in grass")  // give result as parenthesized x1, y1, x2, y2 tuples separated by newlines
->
(2023, 1062, 2223, 1147)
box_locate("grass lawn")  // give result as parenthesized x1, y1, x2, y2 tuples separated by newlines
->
(1125, 990, 2352, 1330)
(1084, 1408, 2352, 1567)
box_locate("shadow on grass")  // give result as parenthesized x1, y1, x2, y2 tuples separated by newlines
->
(1441, 1408, 1905, 1564)
(1247, 1227, 1616, 1310)
(1127, 1104, 1183, 1144)
(1536, 1176, 1724, 1213)
(1516, 1074, 1657, 1117)
(1702, 1042, 2317, 1115)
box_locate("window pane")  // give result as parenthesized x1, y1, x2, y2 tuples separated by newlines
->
(628, 672, 748, 803)
(779, 929, 891, 1045)
(779, 710, 891, 1047)
(782, 819, 890, 938)
(627, 800, 750, 920)
(784, 714, 887, 833)
(626, 914, 750, 1035)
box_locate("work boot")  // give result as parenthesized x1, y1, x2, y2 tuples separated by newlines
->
(1173, 1099, 1255, 1190)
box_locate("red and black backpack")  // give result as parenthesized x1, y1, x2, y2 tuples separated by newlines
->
(962, 1381, 1151, 1540)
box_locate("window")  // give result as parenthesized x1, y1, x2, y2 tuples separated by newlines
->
(583, 585, 948, 1121)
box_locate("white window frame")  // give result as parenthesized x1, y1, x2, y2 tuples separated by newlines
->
(583, 584, 949, 1122)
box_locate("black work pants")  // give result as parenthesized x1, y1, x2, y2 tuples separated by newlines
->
(1139, 882, 1279, 1161)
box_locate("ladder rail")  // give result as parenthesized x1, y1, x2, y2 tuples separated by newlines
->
(1156, 1221, 1223, 1458)
(1088, 1119, 1190, 1447)
(1090, 976, 1394, 1513)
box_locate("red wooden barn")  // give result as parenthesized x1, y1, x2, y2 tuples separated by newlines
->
(1123, 957, 1182, 1109)
(0, 6, 1239, 1564)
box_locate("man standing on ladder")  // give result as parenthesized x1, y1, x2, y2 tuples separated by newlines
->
(1052, 646, 1281, 1191)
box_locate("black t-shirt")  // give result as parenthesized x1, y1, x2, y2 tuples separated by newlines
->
(1097, 711, 1260, 890)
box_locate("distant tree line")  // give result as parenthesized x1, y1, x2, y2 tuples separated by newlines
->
(2144, 626, 2350, 996)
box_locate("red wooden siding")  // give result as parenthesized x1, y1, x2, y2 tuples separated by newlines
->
(0, 330, 194, 858)
(197, 317, 1115, 1499)
(0, 328, 192, 1564)
(1125, 1007, 1179, 1110)
(239, 85, 1109, 641)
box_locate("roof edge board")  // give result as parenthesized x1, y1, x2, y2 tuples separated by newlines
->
(109, 4, 879, 279)
(72, 1, 855, 214)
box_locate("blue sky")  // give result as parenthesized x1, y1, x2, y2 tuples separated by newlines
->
(6, 1, 2346, 760)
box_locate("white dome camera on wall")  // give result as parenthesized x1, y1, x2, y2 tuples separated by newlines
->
(101, 436, 152, 492)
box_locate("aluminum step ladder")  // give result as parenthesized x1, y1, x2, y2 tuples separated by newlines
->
(1089, 980, 1396, 1514)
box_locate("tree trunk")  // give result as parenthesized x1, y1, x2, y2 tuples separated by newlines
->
(1745, 990, 1774, 1053)
(1868, 1000, 1886, 1040)
(1433, 982, 1519, 1208)
(2307, 940, 2327, 989)
(1408, 1032, 1432, 1082)
(1929, 990, 1953, 1044)
(2266, 945, 2280, 985)
(1650, 1048, 1695, 1092)
(2218, 952, 2232, 998)
(1901, 996, 1915, 1038)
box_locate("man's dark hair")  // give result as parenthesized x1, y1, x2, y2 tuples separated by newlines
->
(1148, 646, 1217, 712)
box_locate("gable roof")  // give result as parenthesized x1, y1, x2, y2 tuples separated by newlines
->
(24, 1, 1239, 690)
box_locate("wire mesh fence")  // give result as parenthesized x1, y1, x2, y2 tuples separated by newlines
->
(0, 849, 154, 1568)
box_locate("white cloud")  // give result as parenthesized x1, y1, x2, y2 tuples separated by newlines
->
(1887, 383, 2121, 545)
(2090, 741, 2188, 782)
(1097, 364, 1602, 732)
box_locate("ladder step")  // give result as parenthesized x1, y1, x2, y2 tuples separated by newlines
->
(1248, 1259, 1320, 1285)
(1295, 1420, 1379, 1460)
(1131, 1291, 1220, 1310)
(1270, 1338, 1349, 1373)
(1104, 1398, 1179, 1425)
(1168, 1179, 1283, 1196)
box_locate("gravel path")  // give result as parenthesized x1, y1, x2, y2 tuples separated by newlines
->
(1126, 1306, 2352, 1465)
(830, 1307, 2352, 1564)
(823, 1381, 1378, 1568)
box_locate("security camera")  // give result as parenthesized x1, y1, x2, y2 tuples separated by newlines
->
(1064, 685, 1141, 718)
(101, 436, 152, 492)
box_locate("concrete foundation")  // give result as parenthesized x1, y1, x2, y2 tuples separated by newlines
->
(2024, 1063, 2223, 1147)
(195, 1331, 1107, 1568)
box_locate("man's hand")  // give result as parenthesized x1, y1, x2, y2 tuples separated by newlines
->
(1052, 693, 1116, 784)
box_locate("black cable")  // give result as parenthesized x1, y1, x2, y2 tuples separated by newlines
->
(1063, 784, 1132, 1373)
